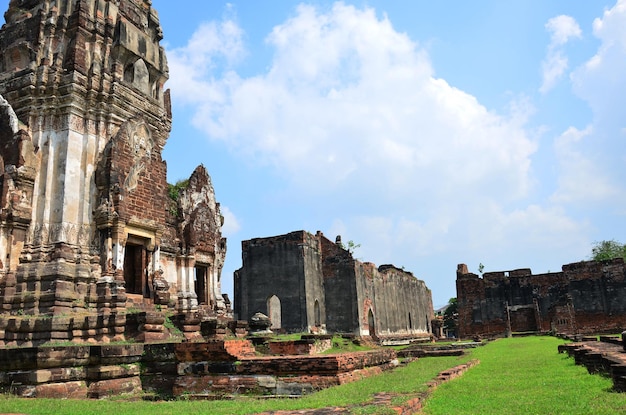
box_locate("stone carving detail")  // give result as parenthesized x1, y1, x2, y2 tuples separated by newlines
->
(0, 95, 19, 134)
(123, 122, 153, 193)
(130, 123, 153, 160)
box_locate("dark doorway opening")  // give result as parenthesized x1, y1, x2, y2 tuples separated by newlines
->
(195, 266, 208, 305)
(124, 243, 147, 296)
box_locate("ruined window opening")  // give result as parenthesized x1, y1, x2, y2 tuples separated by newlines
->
(194, 265, 208, 305)
(314, 300, 321, 326)
(123, 243, 148, 296)
(408, 312, 413, 330)
(267, 295, 281, 330)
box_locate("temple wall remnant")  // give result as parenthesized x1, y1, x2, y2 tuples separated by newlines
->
(456, 258, 626, 338)
(235, 230, 433, 341)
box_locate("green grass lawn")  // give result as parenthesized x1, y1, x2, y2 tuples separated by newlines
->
(423, 336, 626, 415)
(1, 336, 624, 415)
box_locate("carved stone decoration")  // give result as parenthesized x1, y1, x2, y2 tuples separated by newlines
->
(128, 122, 153, 161)
(0, 95, 19, 134)
(123, 121, 153, 193)
(0, 0, 231, 346)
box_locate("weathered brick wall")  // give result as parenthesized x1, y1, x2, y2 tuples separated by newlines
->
(0, 344, 144, 399)
(366, 265, 433, 338)
(234, 231, 323, 331)
(457, 259, 626, 338)
(236, 231, 434, 338)
(102, 121, 168, 226)
(321, 236, 359, 333)
(268, 338, 333, 355)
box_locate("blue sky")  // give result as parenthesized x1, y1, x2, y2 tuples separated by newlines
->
(3, 1, 626, 307)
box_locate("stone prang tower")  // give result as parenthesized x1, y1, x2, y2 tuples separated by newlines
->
(0, 0, 229, 345)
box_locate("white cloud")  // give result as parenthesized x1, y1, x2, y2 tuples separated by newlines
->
(551, 126, 618, 205)
(546, 15, 583, 46)
(220, 205, 241, 237)
(168, 2, 536, 207)
(166, 17, 245, 105)
(571, 0, 626, 126)
(165, 2, 606, 303)
(540, 15, 581, 94)
(554, 0, 626, 210)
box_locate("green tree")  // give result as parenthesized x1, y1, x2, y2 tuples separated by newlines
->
(443, 297, 458, 336)
(591, 240, 626, 261)
(338, 239, 361, 254)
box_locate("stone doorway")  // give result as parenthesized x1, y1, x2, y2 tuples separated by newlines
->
(124, 243, 148, 296)
(510, 307, 538, 332)
(195, 265, 208, 305)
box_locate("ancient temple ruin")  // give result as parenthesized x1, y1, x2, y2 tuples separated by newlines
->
(0, 0, 228, 345)
(456, 259, 626, 338)
(235, 231, 433, 342)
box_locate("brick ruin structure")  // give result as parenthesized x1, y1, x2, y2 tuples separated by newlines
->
(456, 259, 626, 338)
(0, 0, 229, 345)
(235, 231, 433, 342)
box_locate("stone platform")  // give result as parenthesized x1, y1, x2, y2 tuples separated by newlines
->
(559, 338, 626, 391)
(0, 340, 399, 399)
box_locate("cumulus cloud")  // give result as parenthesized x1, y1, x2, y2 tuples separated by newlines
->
(220, 205, 241, 237)
(165, 2, 602, 302)
(540, 15, 581, 94)
(571, 0, 626, 127)
(551, 126, 618, 205)
(169, 2, 536, 207)
(166, 16, 245, 105)
(554, 0, 626, 209)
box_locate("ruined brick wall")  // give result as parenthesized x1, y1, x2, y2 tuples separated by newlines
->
(563, 260, 626, 333)
(98, 119, 168, 227)
(456, 259, 626, 338)
(236, 231, 434, 338)
(320, 235, 359, 333)
(234, 231, 324, 332)
(369, 265, 433, 338)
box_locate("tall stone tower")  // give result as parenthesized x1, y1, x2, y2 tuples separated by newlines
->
(0, 0, 229, 345)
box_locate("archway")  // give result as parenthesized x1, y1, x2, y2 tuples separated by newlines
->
(368, 309, 376, 339)
(314, 300, 321, 327)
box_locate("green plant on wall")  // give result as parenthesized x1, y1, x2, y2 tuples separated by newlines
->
(167, 179, 189, 216)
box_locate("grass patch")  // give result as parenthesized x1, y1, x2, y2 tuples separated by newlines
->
(423, 336, 626, 415)
(321, 335, 373, 354)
